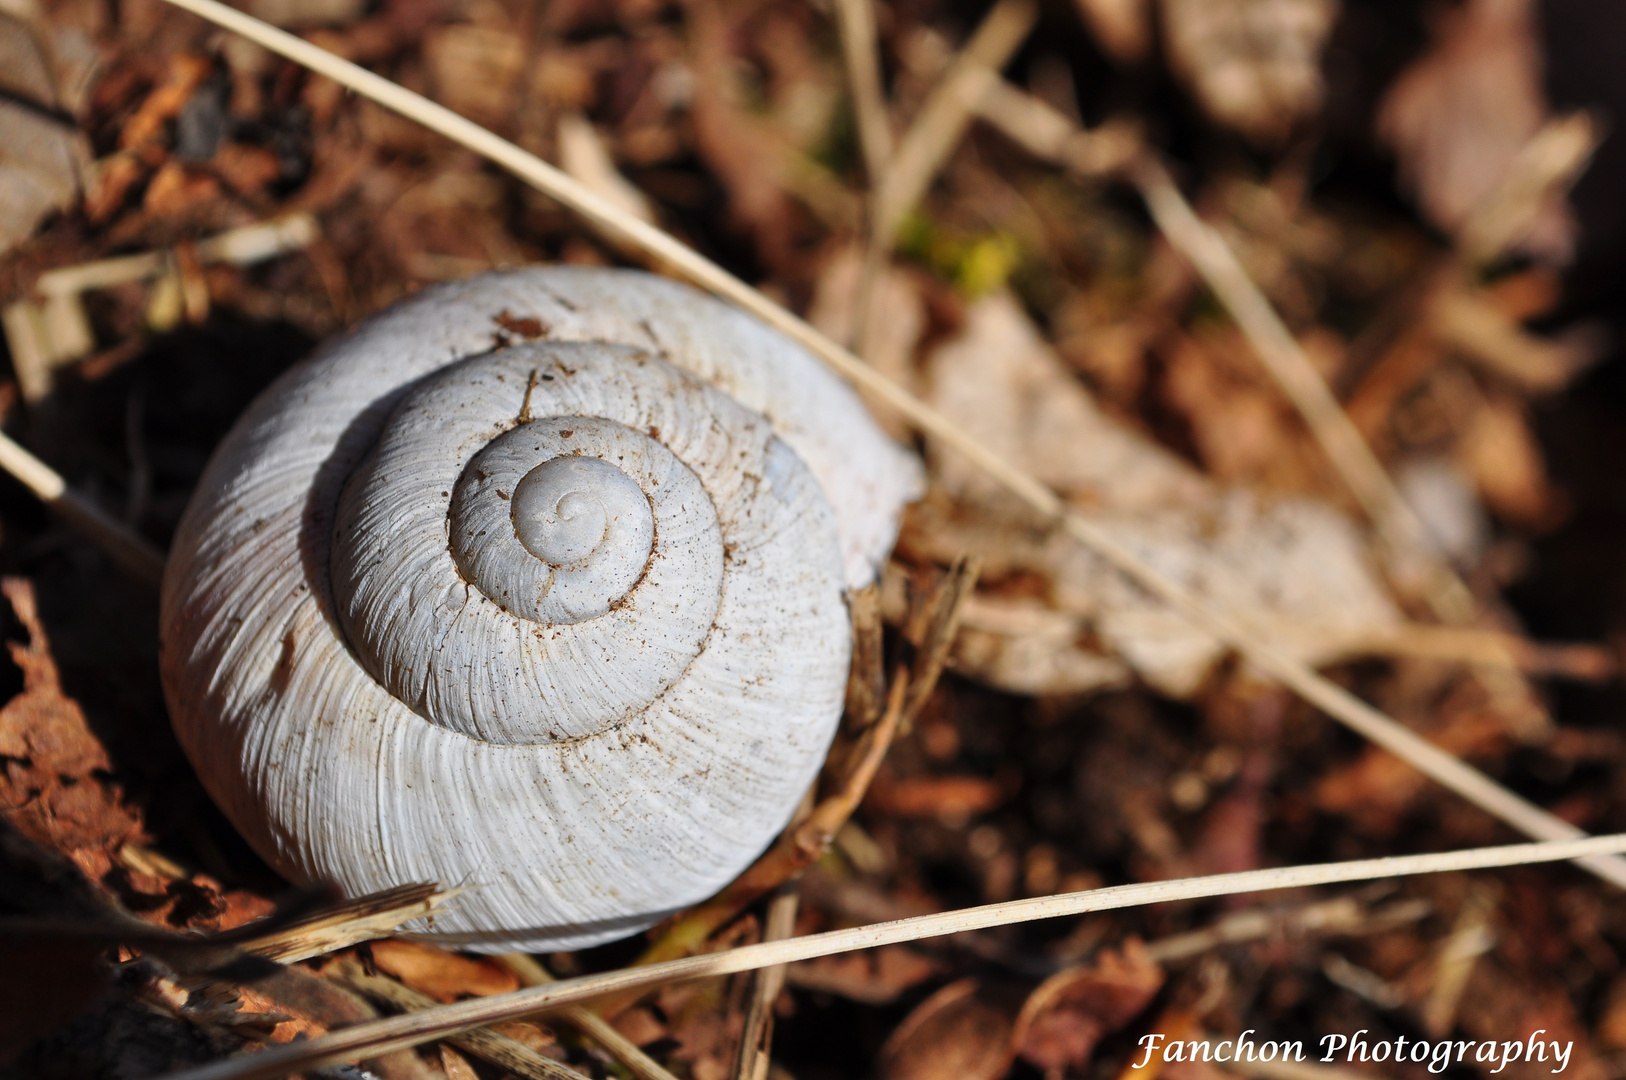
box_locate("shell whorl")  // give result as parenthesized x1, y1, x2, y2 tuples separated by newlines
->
(159, 268, 923, 951)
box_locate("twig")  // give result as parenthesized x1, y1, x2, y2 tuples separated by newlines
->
(1457, 112, 1602, 267)
(732, 889, 799, 1080)
(871, 0, 1036, 243)
(854, 0, 1035, 358)
(902, 554, 981, 722)
(1142, 894, 1430, 965)
(1417, 884, 1497, 1038)
(1127, 155, 1464, 615)
(0, 431, 166, 584)
(494, 954, 681, 1080)
(328, 958, 585, 1080)
(150, 0, 1626, 889)
(241, 884, 457, 965)
(830, 0, 892, 185)
(152, 833, 1626, 1080)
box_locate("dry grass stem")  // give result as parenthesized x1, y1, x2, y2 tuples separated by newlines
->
(151, 0, 1626, 888)
(242, 883, 455, 965)
(854, 0, 1034, 357)
(1319, 624, 1614, 680)
(1417, 885, 1497, 1037)
(845, 584, 889, 731)
(157, 833, 1626, 1080)
(1458, 112, 1602, 266)
(902, 554, 981, 721)
(329, 958, 585, 1080)
(732, 889, 799, 1080)
(871, 0, 1037, 242)
(1142, 894, 1430, 965)
(495, 954, 681, 1080)
(831, 0, 893, 184)
(0, 431, 166, 584)
(1128, 155, 1465, 615)
(972, 79, 1141, 176)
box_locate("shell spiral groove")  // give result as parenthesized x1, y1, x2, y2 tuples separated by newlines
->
(159, 268, 923, 951)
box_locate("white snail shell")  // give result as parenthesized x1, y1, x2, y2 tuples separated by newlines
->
(160, 268, 923, 951)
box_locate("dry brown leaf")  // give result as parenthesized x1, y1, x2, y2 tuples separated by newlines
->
(917, 293, 1402, 698)
(0, 578, 143, 875)
(367, 939, 521, 1003)
(1376, 0, 1573, 262)
(877, 979, 1015, 1080)
(925, 292, 1208, 516)
(439, 1045, 479, 1080)
(1012, 939, 1164, 1075)
(0, 12, 89, 256)
(1159, 0, 1339, 144)
(609, 1005, 668, 1048)
(952, 593, 1134, 697)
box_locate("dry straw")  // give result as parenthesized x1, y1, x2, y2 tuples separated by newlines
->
(144, 0, 1626, 889)
(161, 833, 1626, 1080)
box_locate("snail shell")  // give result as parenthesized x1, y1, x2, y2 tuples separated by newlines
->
(160, 268, 923, 951)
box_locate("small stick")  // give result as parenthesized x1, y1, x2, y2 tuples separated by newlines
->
(731, 888, 799, 1080)
(149, 0, 1626, 888)
(870, 0, 1037, 243)
(902, 554, 981, 723)
(494, 954, 681, 1080)
(152, 833, 1626, 1080)
(1142, 893, 1429, 965)
(241, 884, 457, 966)
(830, 0, 893, 185)
(0, 431, 166, 584)
(1126, 155, 1467, 618)
(328, 958, 585, 1080)
(854, 0, 1035, 358)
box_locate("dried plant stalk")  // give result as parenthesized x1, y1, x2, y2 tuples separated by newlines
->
(157, 833, 1626, 1080)
(0, 432, 165, 583)
(242, 883, 455, 964)
(148, 0, 1626, 889)
(329, 958, 585, 1080)
(494, 955, 682, 1080)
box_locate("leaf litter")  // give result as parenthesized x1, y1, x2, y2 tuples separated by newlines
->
(2, 0, 1626, 1078)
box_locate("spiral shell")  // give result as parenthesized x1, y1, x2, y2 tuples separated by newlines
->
(160, 268, 923, 951)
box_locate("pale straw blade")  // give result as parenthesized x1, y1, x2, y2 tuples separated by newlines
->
(155, 834, 1626, 1080)
(0, 432, 166, 583)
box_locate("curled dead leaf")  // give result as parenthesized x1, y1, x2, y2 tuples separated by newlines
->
(1012, 939, 1164, 1076)
(878, 979, 1015, 1080)
(917, 294, 1402, 699)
